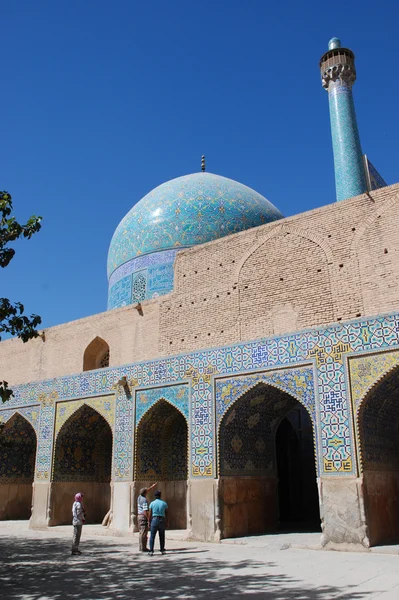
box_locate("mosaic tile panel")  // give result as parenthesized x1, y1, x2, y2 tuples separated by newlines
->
(108, 275, 132, 310)
(0, 406, 40, 432)
(0, 413, 37, 482)
(135, 399, 187, 480)
(348, 349, 399, 413)
(54, 395, 115, 438)
(219, 384, 298, 476)
(6, 312, 399, 481)
(53, 404, 112, 482)
(348, 349, 399, 472)
(356, 368, 399, 471)
(216, 367, 316, 425)
(135, 384, 189, 424)
(108, 249, 179, 309)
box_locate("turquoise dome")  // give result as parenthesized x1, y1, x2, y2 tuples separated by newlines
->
(107, 172, 282, 278)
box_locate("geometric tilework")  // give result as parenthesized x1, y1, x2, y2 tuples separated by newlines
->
(356, 367, 399, 472)
(348, 349, 399, 472)
(3, 312, 399, 481)
(135, 399, 187, 480)
(0, 406, 40, 433)
(348, 349, 399, 414)
(215, 367, 316, 425)
(215, 367, 319, 474)
(54, 395, 115, 438)
(108, 249, 179, 309)
(135, 384, 189, 424)
(53, 404, 112, 483)
(0, 413, 37, 482)
(219, 384, 299, 476)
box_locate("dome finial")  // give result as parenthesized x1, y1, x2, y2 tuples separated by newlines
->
(201, 155, 206, 172)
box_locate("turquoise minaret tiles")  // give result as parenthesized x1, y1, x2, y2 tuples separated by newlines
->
(320, 38, 367, 201)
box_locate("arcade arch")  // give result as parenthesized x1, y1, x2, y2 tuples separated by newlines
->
(51, 404, 112, 525)
(218, 382, 320, 538)
(0, 413, 37, 519)
(357, 365, 399, 546)
(135, 399, 188, 529)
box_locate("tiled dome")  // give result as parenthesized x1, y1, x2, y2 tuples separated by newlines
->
(107, 172, 282, 278)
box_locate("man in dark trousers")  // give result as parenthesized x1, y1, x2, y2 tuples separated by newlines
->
(137, 482, 157, 552)
(148, 490, 168, 556)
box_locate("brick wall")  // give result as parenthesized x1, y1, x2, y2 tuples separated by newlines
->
(1, 183, 399, 383)
(159, 183, 399, 354)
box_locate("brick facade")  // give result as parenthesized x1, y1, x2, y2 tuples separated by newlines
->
(1, 183, 399, 384)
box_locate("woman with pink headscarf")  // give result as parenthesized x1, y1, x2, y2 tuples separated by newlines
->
(71, 493, 86, 555)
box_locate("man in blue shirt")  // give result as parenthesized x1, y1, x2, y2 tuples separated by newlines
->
(148, 490, 168, 555)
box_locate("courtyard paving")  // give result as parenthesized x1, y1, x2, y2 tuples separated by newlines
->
(1, 522, 399, 599)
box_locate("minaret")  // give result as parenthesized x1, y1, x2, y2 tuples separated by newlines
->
(320, 37, 367, 201)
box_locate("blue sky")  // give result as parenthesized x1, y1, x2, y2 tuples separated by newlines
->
(2, 0, 398, 331)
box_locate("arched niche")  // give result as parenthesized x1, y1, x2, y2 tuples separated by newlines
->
(357, 365, 399, 546)
(218, 382, 320, 539)
(0, 413, 37, 520)
(51, 404, 112, 525)
(83, 337, 110, 371)
(135, 399, 188, 530)
(238, 232, 334, 338)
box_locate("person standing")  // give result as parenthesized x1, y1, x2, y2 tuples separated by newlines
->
(137, 482, 157, 552)
(148, 490, 168, 556)
(71, 492, 86, 556)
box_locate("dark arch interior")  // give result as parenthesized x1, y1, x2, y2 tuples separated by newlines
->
(135, 400, 188, 529)
(51, 404, 112, 525)
(219, 383, 320, 538)
(359, 366, 399, 546)
(0, 414, 37, 519)
(276, 409, 320, 530)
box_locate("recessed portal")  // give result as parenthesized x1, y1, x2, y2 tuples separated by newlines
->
(358, 365, 399, 546)
(0, 413, 37, 520)
(135, 399, 188, 529)
(52, 404, 112, 525)
(218, 382, 320, 538)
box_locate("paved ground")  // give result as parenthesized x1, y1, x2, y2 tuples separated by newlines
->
(1, 523, 399, 599)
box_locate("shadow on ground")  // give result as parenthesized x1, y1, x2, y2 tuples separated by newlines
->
(0, 535, 375, 599)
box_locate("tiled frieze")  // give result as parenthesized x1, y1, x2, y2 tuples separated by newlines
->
(3, 313, 399, 480)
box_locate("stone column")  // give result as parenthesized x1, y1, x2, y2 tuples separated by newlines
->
(319, 476, 369, 550)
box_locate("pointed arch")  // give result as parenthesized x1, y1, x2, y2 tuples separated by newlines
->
(136, 395, 188, 428)
(0, 413, 37, 520)
(135, 398, 188, 530)
(83, 336, 110, 371)
(135, 398, 188, 480)
(354, 363, 399, 546)
(51, 404, 112, 526)
(218, 382, 320, 538)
